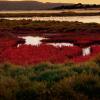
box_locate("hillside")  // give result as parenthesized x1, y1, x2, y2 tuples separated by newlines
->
(0, 1, 69, 10)
(53, 3, 100, 9)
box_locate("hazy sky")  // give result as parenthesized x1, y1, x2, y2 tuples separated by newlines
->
(1, 0, 100, 4)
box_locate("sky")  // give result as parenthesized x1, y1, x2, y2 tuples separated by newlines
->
(1, 0, 100, 4)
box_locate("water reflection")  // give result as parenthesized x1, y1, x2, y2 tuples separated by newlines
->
(18, 36, 92, 56)
(1, 16, 100, 23)
(0, 9, 100, 14)
(18, 36, 74, 47)
(82, 46, 91, 56)
(18, 36, 45, 46)
(48, 43, 74, 47)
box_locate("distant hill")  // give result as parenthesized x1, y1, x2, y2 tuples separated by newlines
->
(0, 1, 71, 10)
(52, 3, 100, 10)
(0, 1, 99, 11)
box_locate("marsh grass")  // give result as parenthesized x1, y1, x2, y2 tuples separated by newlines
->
(0, 58, 100, 100)
(0, 20, 100, 34)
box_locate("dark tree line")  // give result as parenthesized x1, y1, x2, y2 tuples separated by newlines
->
(53, 3, 100, 9)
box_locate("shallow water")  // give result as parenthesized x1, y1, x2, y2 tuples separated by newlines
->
(1, 16, 100, 23)
(19, 36, 45, 46)
(48, 43, 74, 47)
(19, 36, 74, 47)
(18, 36, 92, 56)
(82, 47, 91, 56)
(0, 9, 100, 13)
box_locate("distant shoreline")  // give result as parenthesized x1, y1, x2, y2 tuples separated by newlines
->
(0, 10, 100, 17)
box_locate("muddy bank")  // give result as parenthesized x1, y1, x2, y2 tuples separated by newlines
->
(0, 20, 100, 37)
(0, 28, 100, 38)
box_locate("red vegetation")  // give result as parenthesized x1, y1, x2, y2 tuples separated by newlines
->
(72, 56, 92, 63)
(0, 38, 25, 48)
(92, 46, 100, 55)
(73, 46, 100, 63)
(0, 38, 17, 48)
(43, 36, 100, 47)
(0, 36, 100, 65)
(0, 44, 81, 65)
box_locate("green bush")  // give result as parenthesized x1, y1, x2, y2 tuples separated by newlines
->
(0, 61, 100, 100)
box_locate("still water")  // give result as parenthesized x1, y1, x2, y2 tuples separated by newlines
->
(0, 9, 100, 23)
(1, 16, 100, 23)
(18, 36, 91, 56)
(0, 9, 100, 13)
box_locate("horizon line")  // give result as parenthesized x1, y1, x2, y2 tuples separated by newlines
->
(0, 0, 99, 5)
